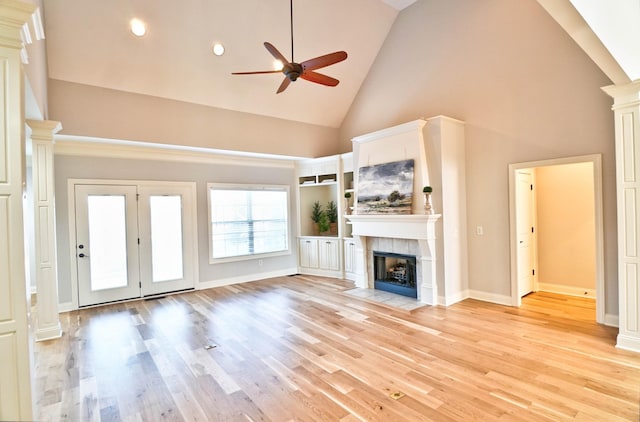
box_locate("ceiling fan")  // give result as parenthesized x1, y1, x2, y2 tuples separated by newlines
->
(232, 0, 348, 94)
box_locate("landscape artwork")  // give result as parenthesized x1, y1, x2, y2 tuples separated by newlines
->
(357, 159, 414, 214)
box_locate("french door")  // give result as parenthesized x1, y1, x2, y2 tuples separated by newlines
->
(74, 182, 196, 307)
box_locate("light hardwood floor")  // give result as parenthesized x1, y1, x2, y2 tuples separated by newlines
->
(34, 276, 640, 421)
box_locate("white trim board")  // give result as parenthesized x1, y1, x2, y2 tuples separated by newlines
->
(537, 283, 596, 299)
(54, 135, 300, 169)
(468, 290, 513, 307)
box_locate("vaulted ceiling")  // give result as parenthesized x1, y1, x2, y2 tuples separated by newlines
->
(41, 0, 639, 135)
(42, 0, 416, 129)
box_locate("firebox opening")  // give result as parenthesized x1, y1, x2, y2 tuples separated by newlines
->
(373, 251, 417, 298)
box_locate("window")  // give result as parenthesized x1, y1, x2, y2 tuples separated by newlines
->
(208, 184, 289, 262)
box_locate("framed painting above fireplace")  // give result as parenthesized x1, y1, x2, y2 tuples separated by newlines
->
(357, 159, 414, 214)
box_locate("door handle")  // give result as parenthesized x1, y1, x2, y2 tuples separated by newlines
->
(78, 253, 89, 258)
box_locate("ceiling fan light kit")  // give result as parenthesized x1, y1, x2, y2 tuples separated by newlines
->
(232, 0, 347, 94)
(130, 18, 146, 37)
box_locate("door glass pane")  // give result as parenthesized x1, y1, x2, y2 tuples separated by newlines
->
(87, 195, 128, 291)
(150, 195, 184, 282)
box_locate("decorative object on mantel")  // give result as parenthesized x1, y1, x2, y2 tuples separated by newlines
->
(326, 200, 338, 235)
(357, 159, 414, 215)
(423, 186, 434, 215)
(344, 192, 352, 215)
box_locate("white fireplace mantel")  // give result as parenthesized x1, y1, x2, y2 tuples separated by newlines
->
(346, 214, 442, 305)
(346, 214, 441, 240)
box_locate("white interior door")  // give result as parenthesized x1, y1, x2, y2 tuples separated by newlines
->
(137, 185, 196, 296)
(516, 171, 535, 297)
(75, 185, 140, 306)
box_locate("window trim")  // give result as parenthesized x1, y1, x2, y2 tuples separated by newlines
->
(207, 183, 291, 264)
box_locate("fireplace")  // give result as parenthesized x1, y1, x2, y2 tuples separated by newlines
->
(346, 117, 468, 306)
(373, 251, 417, 298)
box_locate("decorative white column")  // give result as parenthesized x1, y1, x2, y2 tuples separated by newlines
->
(603, 81, 640, 352)
(0, 1, 40, 420)
(26, 120, 63, 341)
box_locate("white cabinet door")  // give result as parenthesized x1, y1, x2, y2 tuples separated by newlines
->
(319, 239, 340, 271)
(344, 239, 356, 273)
(299, 238, 319, 268)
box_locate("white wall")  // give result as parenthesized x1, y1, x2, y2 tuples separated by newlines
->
(338, 0, 617, 313)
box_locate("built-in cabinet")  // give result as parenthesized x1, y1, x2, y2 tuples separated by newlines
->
(296, 153, 355, 280)
(343, 238, 357, 278)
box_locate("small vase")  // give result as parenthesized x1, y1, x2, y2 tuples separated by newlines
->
(344, 199, 352, 215)
(424, 192, 433, 215)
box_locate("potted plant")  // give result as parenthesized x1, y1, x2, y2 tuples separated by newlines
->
(311, 201, 323, 235)
(326, 200, 338, 235)
(422, 186, 433, 214)
(317, 212, 331, 235)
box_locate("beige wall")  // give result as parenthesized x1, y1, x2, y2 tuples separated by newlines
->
(338, 0, 617, 312)
(47, 79, 340, 159)
(536, 163, 596, 290)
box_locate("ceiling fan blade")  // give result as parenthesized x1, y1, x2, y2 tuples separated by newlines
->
(276, 77, 291, 94)
(301, 51, 348, 71)
(232, 70, 283, 75)
(264, 42, 291, 66)
(301, 70, 340, 87)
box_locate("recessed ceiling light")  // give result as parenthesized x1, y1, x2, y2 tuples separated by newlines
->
(273, 60, 284, 71)
(130, 19, 146, 37)
(212, 43, 225, 56)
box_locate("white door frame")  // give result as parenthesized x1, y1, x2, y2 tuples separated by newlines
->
(67, 178, 199, 309)
(508, 154, 605, 324)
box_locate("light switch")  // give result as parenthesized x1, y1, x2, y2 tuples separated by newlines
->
(476, 226, 484, 235)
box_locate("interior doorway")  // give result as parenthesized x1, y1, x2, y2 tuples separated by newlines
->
(508, 155, 605, 323)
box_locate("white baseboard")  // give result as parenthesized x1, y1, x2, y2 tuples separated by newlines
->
(438, 290, 469, 306)
(197, 267, 298, 290)
(58, 302, 74, 313)
(468, 290, 513, 306)
(616, 333, 640, 353)
(344, 272, 356, 282)
(538, 282, 596, 298)
(35, 325, 63, 342)
(604, 313, 619, 327)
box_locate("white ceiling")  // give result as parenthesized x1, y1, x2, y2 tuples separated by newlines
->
(569, 0, 640, 81)
(42, 0, 416, 129)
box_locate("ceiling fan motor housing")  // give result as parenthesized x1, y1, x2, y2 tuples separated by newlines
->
(285, 63, 303, 81)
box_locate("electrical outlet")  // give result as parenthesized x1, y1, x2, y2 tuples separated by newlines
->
(258, 259, 263, 266)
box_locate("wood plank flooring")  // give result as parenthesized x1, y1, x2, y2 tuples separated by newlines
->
(34, 276, 640, 421)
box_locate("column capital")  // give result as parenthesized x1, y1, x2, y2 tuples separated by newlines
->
(0, 1, 40, 60)
(26, 119, 62, 142)
(602, 80, 640, 109)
